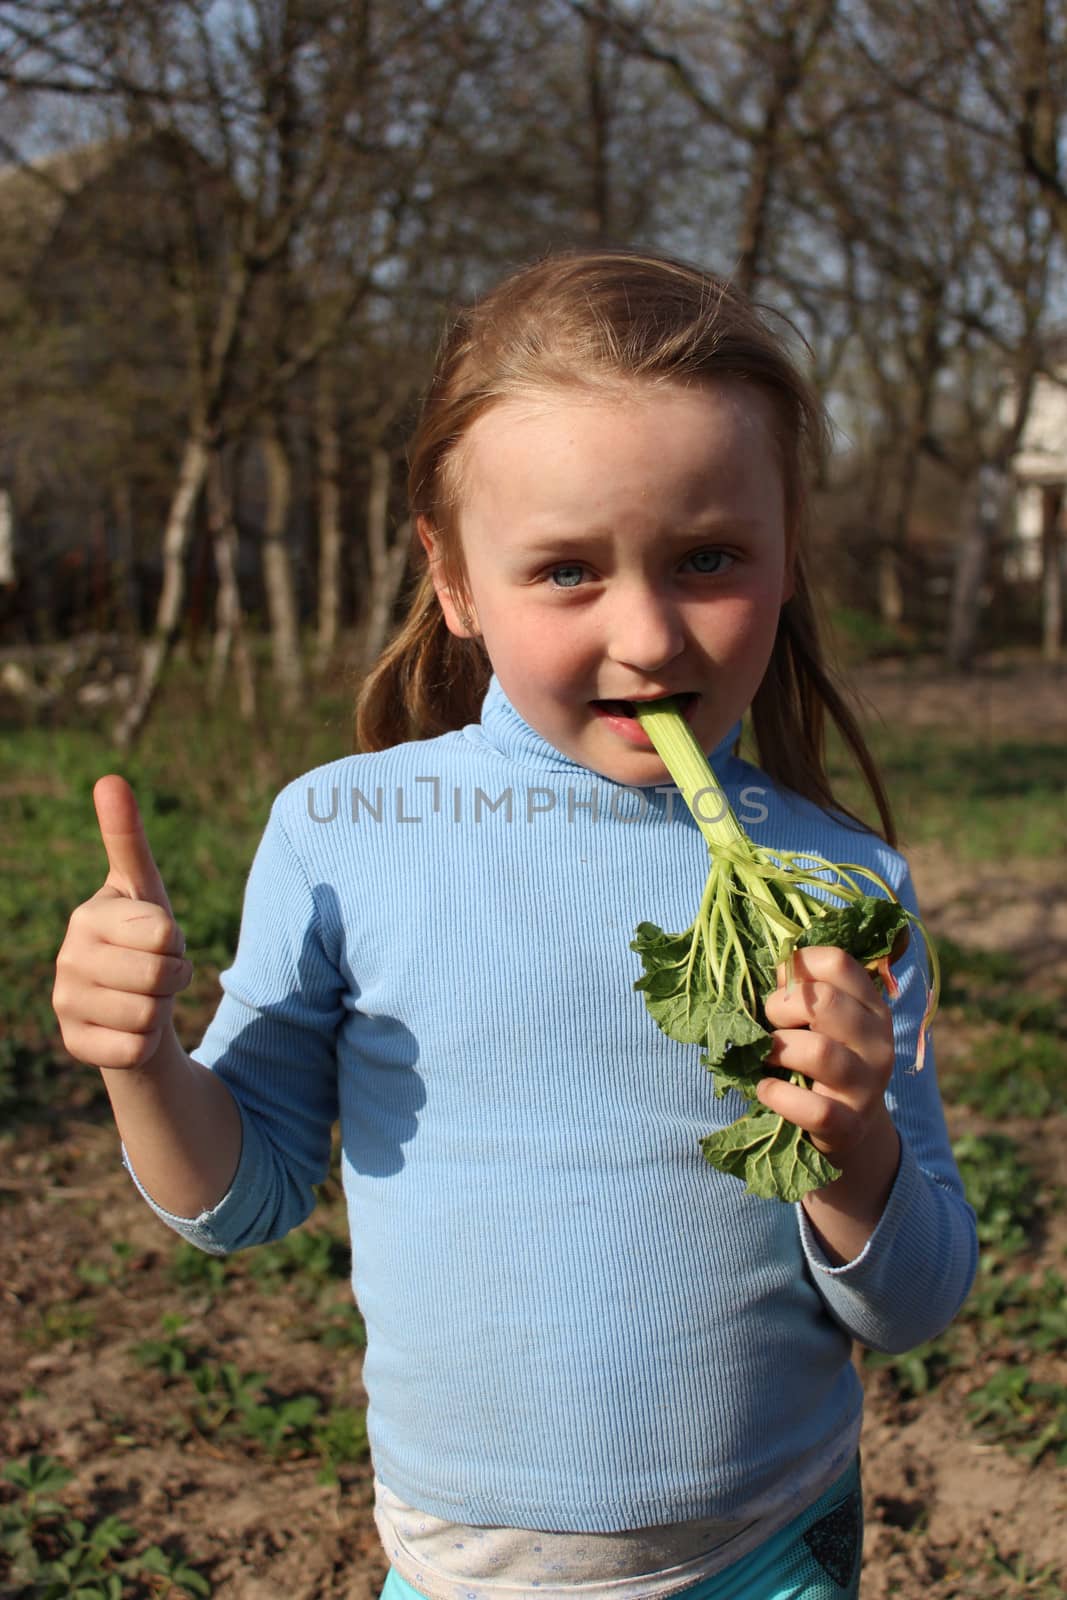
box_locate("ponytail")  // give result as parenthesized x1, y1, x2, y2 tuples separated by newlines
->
(750, 555, 897, 846)
(355, 568, 490, 752)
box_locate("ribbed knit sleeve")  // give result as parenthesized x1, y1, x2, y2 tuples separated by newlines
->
(797, 864, 978, 1352)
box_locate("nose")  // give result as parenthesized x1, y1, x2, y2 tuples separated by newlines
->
(604, 580, 686, 673)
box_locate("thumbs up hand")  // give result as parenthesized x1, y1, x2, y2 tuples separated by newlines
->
(53, 777, 193, 1070)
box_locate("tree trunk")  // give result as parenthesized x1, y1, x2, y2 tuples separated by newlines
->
(1041, 482, 1063, 662)
(315, 362, 343, 672)
(876, 544, 904, 627)
(111, 480, 140, 634)
(360, 446, 411, 669)
(0, 488, 14, 589)
(879, 437, 923, 628)
(736, 94, 782, 296)
(880, 294, 943, 629)
(945, 464, 1007, 670)
(259, 417, 304, 712)
(207, 450, 256, 719)
(734, 2, 838, 295)
(113, 430, 210, 749)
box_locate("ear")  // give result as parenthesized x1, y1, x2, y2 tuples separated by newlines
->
(417, 516, 478, 638)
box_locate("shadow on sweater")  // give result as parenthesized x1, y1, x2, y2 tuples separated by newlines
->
(198, 881, 426, 1195)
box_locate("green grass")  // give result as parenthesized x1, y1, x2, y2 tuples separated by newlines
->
(937, 939, 1063, 1024)
(826, 725, 1067, 860)
(827, 607, 921, 664)
(952, 1132, 1041, 1256)
(966, 1366, 1067, 1467)
(930, 1543, 1066, 1599)
(933, 939, 1067, 1116)
(943, 1029, 1067, 1119)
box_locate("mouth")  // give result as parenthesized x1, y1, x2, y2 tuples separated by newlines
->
(590, 692, 698, 723)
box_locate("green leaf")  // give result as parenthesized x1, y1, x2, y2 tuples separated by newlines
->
(699, 1009, 770, 1075)
(630, 921, 696, 965)
(636, 984, 718, 1046)
(3, 1453, 75, 1495)
(796, 896, 909, 962)
(731, 889, 785, 994)
(632, 922, 717, 1044)
(701, 1105, 841, 1202)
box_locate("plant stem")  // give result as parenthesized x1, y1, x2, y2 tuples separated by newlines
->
(634, 699, 747, 851)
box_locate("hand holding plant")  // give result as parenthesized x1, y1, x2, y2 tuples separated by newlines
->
(759, 943, 897, 1168)
(630, 699, 937, 1203)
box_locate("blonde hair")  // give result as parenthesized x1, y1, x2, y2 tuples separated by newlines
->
(356, 248, 895, 843)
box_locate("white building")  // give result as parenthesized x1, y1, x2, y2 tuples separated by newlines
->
(1009, 362, 1067, 582)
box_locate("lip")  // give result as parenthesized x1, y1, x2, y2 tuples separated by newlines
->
(589, 692, 699, 749)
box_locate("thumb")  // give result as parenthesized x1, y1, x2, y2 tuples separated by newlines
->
(93, 774, 174, 914)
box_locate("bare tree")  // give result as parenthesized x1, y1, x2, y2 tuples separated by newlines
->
(360, 445, 410, 671)
(571, 0, 842, 290)
(206, 447, 256, 718)
(314, 357, 343, 671)
(835, 0, 1062, 660)
(0, 1, 516, 738)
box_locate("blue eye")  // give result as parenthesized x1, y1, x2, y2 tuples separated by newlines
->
(549, 564, 586, 588)
(687, 549, 732, 575)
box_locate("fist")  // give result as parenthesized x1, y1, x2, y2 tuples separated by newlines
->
(52, 776, 193, 1070)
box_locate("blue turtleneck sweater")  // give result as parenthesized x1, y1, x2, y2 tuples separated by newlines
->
(126, 677, 976, 1537)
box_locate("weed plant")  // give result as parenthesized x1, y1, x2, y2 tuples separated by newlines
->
(132, 1324, 368, 1482)
(864, 1133, 1067, 1468)
(1, 1454, 211, 1598)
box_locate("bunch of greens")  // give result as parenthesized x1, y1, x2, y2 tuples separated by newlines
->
(631, 699, 938, 1203)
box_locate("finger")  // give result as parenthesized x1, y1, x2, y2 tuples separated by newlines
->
(77, 943, 193, 998)
(75, 892, 186, 957)
(758, 1083, 854, 1156)
(773, 945, 888, 1017)
(93, 775, 173, 913)
(764, 975, 889, 1046)
(766, 1027, 867, 1096)
(756, 1074, 859, 1154)
(61, 1019, 167, 1072)
(64, 983, 177, 1037)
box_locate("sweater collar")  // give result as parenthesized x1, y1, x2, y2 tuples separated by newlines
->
(471, 673, 742, 780)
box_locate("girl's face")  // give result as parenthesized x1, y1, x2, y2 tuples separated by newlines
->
(424, 380, 793, 787)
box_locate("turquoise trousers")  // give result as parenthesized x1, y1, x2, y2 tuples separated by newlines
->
(379, 1456, 862, 1599)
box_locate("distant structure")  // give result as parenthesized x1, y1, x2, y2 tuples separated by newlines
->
(1009, 354, 1067, 584)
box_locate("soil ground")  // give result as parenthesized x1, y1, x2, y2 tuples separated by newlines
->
(2, 655, 1065, 1599)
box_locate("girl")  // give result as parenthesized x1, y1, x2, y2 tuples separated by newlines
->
(53, 249, 978, 1600)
